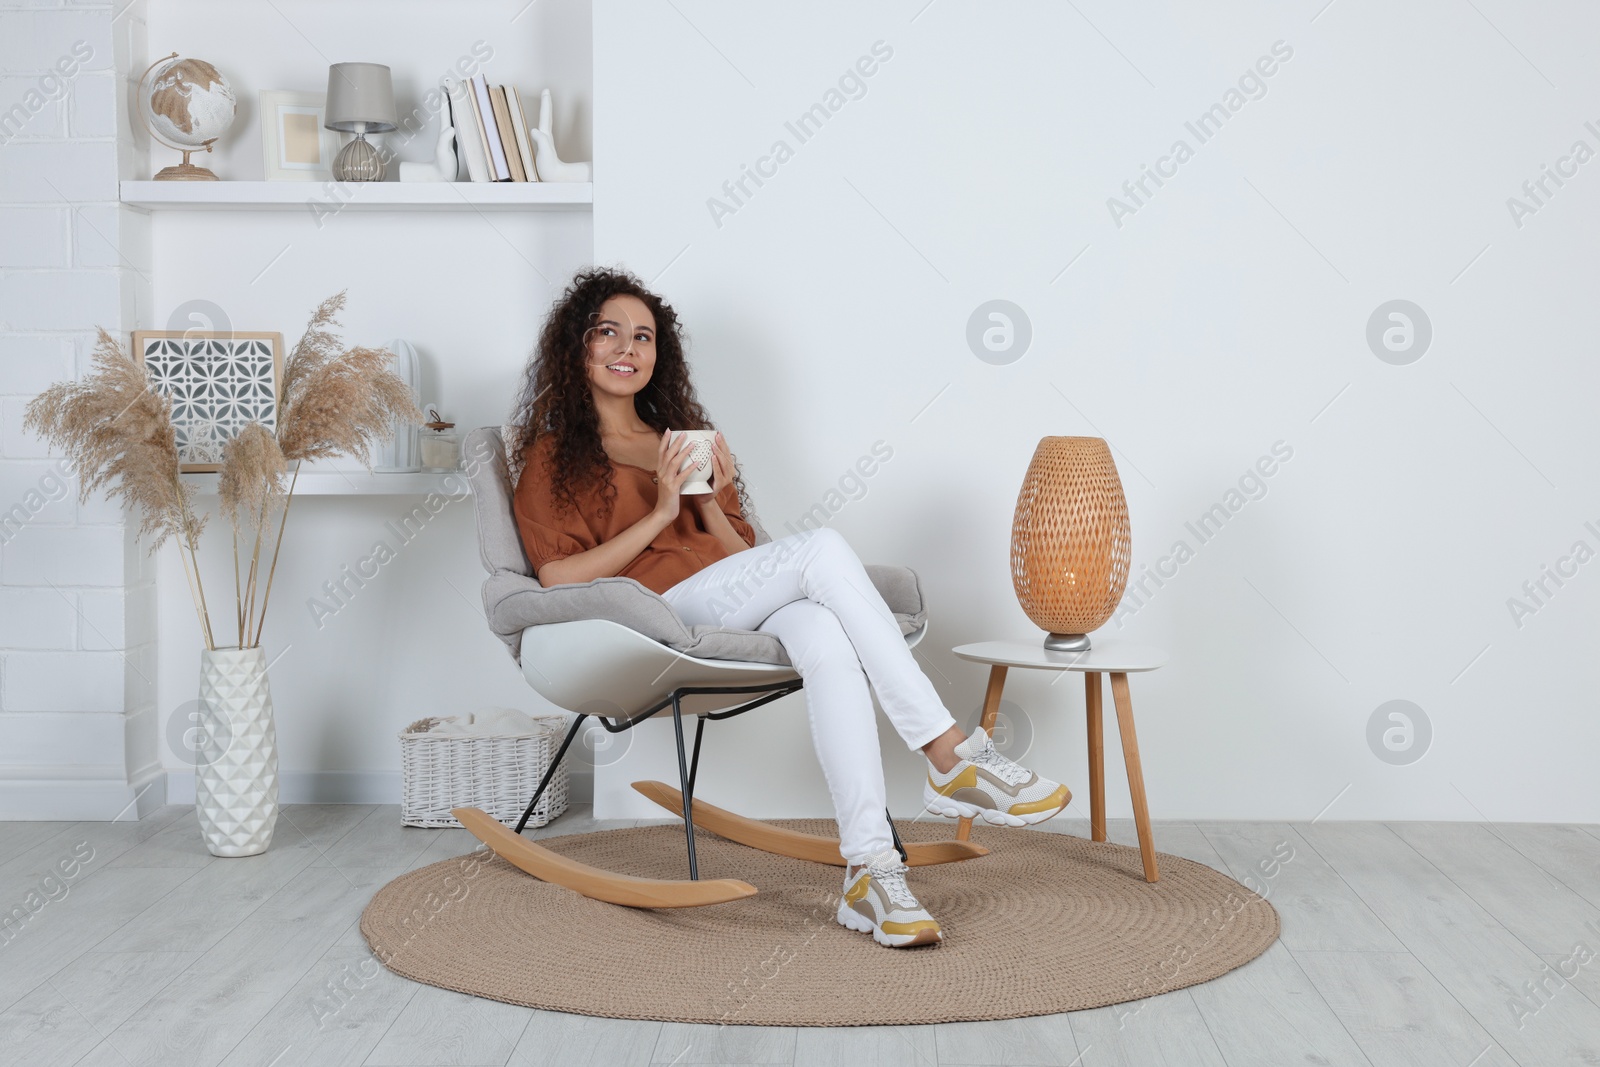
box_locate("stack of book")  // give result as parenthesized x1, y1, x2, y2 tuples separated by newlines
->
(446, 74, 540, 182)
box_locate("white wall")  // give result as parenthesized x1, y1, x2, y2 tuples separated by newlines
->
(0, 0, 161, 820)
(139, 0, 597, 804)
(590, 0, 1600, 822)
(11, 0, 1596, 825)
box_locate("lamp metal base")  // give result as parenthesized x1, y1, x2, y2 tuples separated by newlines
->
(1043, 632, 1092, 652)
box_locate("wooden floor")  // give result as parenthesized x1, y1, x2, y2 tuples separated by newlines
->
(2, 803, 1599, 1067)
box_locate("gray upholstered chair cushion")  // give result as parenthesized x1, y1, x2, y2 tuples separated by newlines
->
(464, 427, 927, 666)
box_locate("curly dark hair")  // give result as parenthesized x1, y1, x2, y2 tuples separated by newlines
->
(506, 265, 752, 526)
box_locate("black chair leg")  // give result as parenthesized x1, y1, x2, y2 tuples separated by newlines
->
(887, 807, 908, 863)
(670, 693, 700, 880)
(687, 713, 706, 801)
(515, 713, 588, 835)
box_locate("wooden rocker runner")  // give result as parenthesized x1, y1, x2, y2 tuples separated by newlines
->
(453, 681, 990, 910)
(456, 426, 986, 909)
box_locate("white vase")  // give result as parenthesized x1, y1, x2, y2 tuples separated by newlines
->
(374, 338, 421, 472)
(195, 645, 279, 857)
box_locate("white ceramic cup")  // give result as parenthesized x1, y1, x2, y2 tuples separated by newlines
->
(668, 429, 718, 494)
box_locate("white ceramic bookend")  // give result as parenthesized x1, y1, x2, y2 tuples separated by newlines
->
(399, 124, 457, 182)
(527, 88, 592, 182)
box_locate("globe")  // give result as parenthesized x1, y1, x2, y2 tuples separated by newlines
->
(138, 54, 237, 180)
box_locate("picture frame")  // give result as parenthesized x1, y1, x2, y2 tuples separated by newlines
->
(132, 331, 284, 472)
(259, 89, 344, 181)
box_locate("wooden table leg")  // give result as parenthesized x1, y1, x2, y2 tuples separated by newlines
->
(1085, 671, 1106, 843)
(1109, 671, 1159, 882)
(956, 664, 1008, 842)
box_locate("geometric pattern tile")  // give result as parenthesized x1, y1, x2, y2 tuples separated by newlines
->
(137, 334, 280, 469)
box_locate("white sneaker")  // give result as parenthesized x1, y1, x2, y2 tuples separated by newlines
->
(922, 726, 1071, 827)
(835, 847, 943, 948)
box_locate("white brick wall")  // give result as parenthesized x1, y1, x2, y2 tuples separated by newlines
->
(0, 12, 115, 75)
(0, 140, 119, 200)
(0, 268, 122, 329)
(0, 336, 73, 394)
(5, 650, 125, 711)
(0, 75, 69, 140)
(0, 207, 71, 267)
(0, 587, 76, 648)
(0, 0, 159, 819)
(0, 709, 130, 775)
(2, 524, 128, 585)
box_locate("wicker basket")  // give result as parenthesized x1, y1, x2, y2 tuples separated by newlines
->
(399, 714, 570, 828)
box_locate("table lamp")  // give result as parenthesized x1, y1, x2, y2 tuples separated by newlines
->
(1009, 436, 1131, 651)
(325, 62, 397, 181)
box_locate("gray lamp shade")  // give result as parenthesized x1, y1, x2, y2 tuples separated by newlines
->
(325, 62, 397, 133)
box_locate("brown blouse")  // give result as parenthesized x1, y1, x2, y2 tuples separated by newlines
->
(512, 434, 757, 596)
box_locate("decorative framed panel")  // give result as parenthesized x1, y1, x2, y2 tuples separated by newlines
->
(133, 331, 284, 472)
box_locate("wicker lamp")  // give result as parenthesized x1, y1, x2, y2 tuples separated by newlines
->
(1009, 436, 1131, 651)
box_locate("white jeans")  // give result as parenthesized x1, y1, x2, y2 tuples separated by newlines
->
(660, 526, 957, 865)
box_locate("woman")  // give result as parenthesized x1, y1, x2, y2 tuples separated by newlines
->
(507, 267, 1070, 947)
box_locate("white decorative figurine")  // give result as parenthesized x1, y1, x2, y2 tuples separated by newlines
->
(527, 88, 592, 182)
(399, 124, 456, 182)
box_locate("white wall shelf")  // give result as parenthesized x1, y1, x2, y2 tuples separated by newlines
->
(182, 470, 467, 496)
(121, 180, 592, 212)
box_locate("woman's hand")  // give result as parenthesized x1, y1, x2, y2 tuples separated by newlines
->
(651, 429, 699, 524)
(692, 431, 735, 513)
(693, 431, 752, 553)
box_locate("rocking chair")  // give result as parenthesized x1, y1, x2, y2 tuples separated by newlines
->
(455, 427, 987, 908)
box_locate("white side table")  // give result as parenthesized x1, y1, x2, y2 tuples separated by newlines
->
(951, 639, 1168, 882)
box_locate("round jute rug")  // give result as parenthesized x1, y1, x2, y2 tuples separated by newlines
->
(360, 819, 1278, 1027)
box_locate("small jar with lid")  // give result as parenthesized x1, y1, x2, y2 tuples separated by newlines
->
(419, 408, 460, 472)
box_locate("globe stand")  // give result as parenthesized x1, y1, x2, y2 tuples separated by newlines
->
(154, 146, 219, 181)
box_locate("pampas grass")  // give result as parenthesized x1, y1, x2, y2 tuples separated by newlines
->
(224, 290, 422, 647)
(277, 291, 420, 465)
(24, 293, 423, 652)
(218, 422, 286, 647)
(24, 328, 218, 648)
